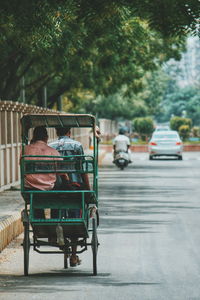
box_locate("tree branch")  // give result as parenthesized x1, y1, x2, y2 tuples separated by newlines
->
(29, 76, 54, 101)
(25, 73, 51, 89)
(17, 58, 34, 80)
(47, 84, 71, 108)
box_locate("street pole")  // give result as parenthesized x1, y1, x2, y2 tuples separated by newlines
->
(57, 96, 62, 111)
(43, 86, 47, 108)
(20, 76, 25, 103)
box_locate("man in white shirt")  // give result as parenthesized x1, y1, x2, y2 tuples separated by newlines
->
(113, 128, 132, 162)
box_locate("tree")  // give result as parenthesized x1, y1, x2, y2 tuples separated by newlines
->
(191, 127, 200, 137)
(133, 117, 154, 141)
(136, 69, 171, 117)
(170, 116, 192, 131)
(0, 0, 199, 110)
(2, 1, 200, 37)
(179, 125, 190, 141)
(186, 94, 200, 125)
(157, 78, 200, 125)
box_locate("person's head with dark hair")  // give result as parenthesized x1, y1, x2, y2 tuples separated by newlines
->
(31, 126, 48, 144)
(56, 127, 71, 137)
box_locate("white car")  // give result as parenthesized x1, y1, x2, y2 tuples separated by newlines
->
(148, 130, 183, 160)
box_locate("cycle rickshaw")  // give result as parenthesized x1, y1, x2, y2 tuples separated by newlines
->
(20, 114, 99, 276)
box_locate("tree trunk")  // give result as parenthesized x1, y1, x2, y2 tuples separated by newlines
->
(47, 84, 71, 108)
(1, 54, 25, 99)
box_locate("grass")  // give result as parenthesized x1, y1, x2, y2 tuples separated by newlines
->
(131, 140, 148, 145)
(100, 140, 113, 145)
(183, 140, 200, 144)
(101, 139, 148, 145)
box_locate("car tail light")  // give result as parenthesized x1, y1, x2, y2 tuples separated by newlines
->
(149, 142, 157, 146)
(176, 142, 182, 145)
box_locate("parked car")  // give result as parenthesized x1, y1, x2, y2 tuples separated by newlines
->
(148, 130, 183, 160)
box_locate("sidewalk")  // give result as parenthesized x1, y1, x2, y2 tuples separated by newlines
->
(0, 147, 107, 253)
(0, 189, 24, 252)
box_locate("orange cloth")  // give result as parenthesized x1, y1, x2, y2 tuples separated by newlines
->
(23, 140, 62, 191)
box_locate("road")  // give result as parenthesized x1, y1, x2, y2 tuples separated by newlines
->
(1, 152, 200, 300)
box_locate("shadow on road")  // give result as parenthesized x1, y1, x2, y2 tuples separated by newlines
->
(0, 272, 160, 294)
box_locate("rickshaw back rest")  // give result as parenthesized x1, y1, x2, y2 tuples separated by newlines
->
(21, 155, 94, 174)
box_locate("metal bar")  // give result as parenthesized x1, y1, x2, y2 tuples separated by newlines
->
(33, 248, 87, 254)
(29, 193, 33, 219)
(82, 192, 85, 220)
(23, 190, 95, 194)
(30, 219, 84, 224)
(20, 155, 24, 191)
(75, 116, 80, 127)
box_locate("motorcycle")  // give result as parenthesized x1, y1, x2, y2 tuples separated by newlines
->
(113, 151, 129, 170)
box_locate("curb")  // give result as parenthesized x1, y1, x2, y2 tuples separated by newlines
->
(0, 212, 23, 252)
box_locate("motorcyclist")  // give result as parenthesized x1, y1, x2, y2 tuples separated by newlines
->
(113, 128, 132, 163)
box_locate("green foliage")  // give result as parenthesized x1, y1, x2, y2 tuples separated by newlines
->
(130, 0, 200, 37)
(179, 125, 190, 141)
(191, 127, 200, 137)
(64, 66, 185, 120)
(170, 116, 192, 131)
(137, 69, 171, 117)
(2, 0, 200, 38)
(155, 61, 200, 125)
(0, 0, 193, 111)
(186, 94, 200, 125)
(133, 117, 154, 140)
(65, 87, 150, 119)
(161, 85, 200, 124)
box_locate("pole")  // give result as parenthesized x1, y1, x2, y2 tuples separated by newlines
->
(57, 96, 62, 111)
(20, 76, 25, 103)
(42, 86, 47, 108)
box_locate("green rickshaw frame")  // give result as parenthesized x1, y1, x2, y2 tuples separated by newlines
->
(20, 114, 99, 276)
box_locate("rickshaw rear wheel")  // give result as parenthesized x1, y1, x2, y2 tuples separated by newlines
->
(23, 223, 30, 276)
(91, 217, 98, 276)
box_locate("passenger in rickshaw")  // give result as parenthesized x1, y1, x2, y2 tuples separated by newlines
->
(49, 127, 91, 267)
(23, 126, 69, 218)
(50, 127, 90, 193)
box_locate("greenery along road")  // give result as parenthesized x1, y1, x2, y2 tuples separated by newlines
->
(1, 0, 200, 118)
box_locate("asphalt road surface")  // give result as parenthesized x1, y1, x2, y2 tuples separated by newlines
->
(1, 152, 200, 300)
